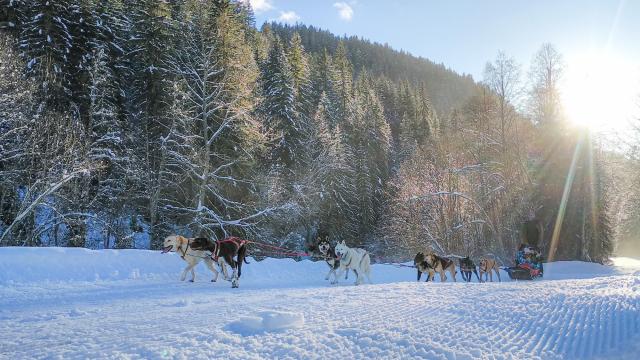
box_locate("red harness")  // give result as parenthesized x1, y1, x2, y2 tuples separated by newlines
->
(211, 236, 248, 261)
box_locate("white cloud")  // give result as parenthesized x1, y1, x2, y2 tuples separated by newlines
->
(333, 2, 353, 21)
(243, 0, 274, 14)
(277, 11, 300, 24)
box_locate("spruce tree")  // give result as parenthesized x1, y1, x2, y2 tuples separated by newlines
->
(19, 0, 76, 107)
(261, 38, 301, 169)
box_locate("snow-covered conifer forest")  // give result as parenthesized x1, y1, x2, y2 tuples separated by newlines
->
(2, 0, 638, 263)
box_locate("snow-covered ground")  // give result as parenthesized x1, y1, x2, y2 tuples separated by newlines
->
(1, 248, 639, 359)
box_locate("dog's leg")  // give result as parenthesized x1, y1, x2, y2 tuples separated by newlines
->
(495, 268, 501, 282)
(353, 269, 360, 285)
(181, 261, 196, 281)
(231, 267, 239, 288)
(225, 255, 239, 288)
(204, 258, 219, 282)
(451, 267, 457, 282)
(440, 271, 446, 282)
(417, 270, 422, 282)
(333, 267, 345, 284)
(345, 269, 349, 280)
(218, 258, 230, 281)
(489, 269, 493, 282)
(325, 268, 333, 281)
(181, 263, 196, 282)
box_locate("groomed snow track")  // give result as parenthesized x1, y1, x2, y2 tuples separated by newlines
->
(0, 248, 639, 359)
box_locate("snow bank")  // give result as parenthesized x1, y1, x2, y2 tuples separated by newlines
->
(543, 260, 622, 280)
(0, 247, 636, 286)
(0, 246, 413, 287)
(0, 247, 179, 284)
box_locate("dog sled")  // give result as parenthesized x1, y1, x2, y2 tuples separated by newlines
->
(502, 265, 542, 280)
(503, 220, 545, 281)
(503, 243, 544, 281)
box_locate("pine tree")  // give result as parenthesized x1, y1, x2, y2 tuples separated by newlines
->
(86, 46, 131, 248)
(261, 38, 301, 169)
(0, 33, 36, 245)
(309, 49, 338, 127)
(312, 92, 357, 239)
(287, 32, 313, 118)
(127, 0, 173, 247)
(19, 0, 76, 107)
(0, 0, 26, 32)
(348, 72, 391, 245)
(332, 41, 353, 123)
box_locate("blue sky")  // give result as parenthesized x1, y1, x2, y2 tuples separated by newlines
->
(248, 0, 639, 80)
(247, 0, 640, 132)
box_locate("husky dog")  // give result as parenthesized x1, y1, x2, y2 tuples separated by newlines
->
(414, 252, 435, 282)
(333, 241, 372, 285)
(161, 235, 224, 283)
(317, 239, 349, 282)
(459, 256, 480, 282)
(190, 237, 250, 288)
(424, 253, 457, 282)
(479, 258, 501, 282)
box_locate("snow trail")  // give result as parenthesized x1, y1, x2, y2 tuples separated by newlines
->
(0, 248, 639, 359)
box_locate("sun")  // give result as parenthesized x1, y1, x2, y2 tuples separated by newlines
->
(561, 53, 639, 135)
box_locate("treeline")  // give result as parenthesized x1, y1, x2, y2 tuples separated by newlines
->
(0, 0, 612, 263)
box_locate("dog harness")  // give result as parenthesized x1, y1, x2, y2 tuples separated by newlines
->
(210, 236, 247, 261)
(176, 238, 191, 260)
(440, 257, 453, 270)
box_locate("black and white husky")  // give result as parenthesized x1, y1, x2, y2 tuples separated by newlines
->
(317, 239, 348, 283)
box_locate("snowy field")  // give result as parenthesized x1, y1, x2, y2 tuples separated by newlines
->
(1, 248, 639, 359)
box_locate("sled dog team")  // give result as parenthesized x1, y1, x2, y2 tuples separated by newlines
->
(414, 252, 501, 283)
(162, 234, 499, 287)
(162, 235, 372, 287)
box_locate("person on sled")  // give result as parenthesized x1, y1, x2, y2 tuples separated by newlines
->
(515, 219, 544, 278)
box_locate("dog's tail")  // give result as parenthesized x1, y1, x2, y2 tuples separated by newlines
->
(241, 243, 250, 264)
(364, 253, 372, 284)
(237, 244, 248, 277)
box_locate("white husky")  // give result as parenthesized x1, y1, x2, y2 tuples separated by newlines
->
(333, 241, 372, 285)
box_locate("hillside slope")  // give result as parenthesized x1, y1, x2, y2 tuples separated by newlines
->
(269, 23, 480, 115)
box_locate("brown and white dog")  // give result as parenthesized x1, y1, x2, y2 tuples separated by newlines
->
(423, 252, 457, 282)
(190, 236, 249, 288)
(479, 258, 501, 282)
(161, 235, 226, 283)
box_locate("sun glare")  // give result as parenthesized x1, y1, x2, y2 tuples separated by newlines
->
(561, 54, 639, 135)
